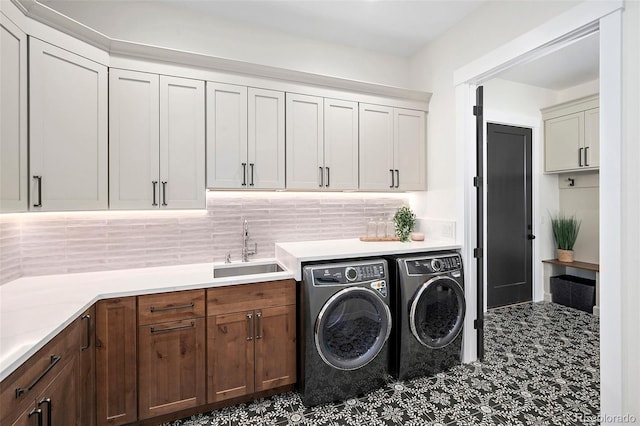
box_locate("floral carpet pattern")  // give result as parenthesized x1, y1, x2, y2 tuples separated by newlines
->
(166, 302, 600, 425)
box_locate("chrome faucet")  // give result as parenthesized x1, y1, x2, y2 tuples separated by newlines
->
(242, 219, 257, 262)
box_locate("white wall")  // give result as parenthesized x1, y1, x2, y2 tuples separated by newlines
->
(41, 0, 411, 88)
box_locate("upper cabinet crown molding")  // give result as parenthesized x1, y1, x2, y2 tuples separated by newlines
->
(9, 0, 431, 107)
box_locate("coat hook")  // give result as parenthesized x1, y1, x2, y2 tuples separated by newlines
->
(567, 177, 575, 187)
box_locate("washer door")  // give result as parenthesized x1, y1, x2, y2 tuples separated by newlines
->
(315, 287, 391, 370)
(410, 276, 465, 349)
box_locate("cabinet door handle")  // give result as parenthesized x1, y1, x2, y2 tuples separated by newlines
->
(247, 313, 253, 341)
(15, 355, 61, 398)
(161, 181, 168, 206)
(249, 163, 255, 186)
(29, 408, 43, 426)
(395, 170, 400, 188)
(255, 311, 262, 339)
(319, 167, 324, 187)
(241, 163, 247, 186)
(150, 301, 195, 313)
(81, 314, 91, 351)
(579, 148, 583, 167)
(38, 398, 51, 426)
(584, 146, 590, 166)
(152, 181, 158, 206)
(325, 167, 330, 187)
(389, 169, 395, 188)
(150, 321, 195, 334)
(33, 176, 42, 207)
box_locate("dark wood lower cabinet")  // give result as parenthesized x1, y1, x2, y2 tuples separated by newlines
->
(254, 305, 297, 392)
(79, 306, 96, 426)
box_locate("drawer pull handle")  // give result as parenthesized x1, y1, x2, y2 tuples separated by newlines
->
(152, 181, 158, 206)
(241, 163, 247, 186)
(161, 181, 168, 206)
(81, 314, 92, 351)
(247, 313, 253, 341)
(150, 321, 195, 334)
(150, 301, 195, 313)
(15, 355, 61, 398)
(250, 163, 255, 186)
(255, 311, 262, 339)
(29, 408, 43, 426)
(38, 398, 51, 426)
(389, 169, 395, 188)
(33, 176, 42, 207)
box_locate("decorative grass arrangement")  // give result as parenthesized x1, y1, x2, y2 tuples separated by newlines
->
(551, 213, 581, 250)
(394, 206, 416, 242)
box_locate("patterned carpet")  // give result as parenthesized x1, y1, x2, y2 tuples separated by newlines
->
(166, 302, 600, 425)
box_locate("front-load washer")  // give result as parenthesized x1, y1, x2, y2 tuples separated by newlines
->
(387, 252, 465, 381)
(299, 259, 392, 406)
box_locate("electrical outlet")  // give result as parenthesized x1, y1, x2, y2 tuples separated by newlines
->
(441, 222, 455, 239)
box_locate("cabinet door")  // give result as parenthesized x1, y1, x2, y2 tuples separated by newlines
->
(324, 99, 358, 190)
(584, 107, 599, 168)
(544, 112, 584, 172)
(206, 82, 248, 189)
(249, 88, 285, 189)
(39, 354, 80, 426)
(138, 318, 206, 419)
(79, 307, 96, 426)
(254, 305, 296, 392)
(0, 16, 28, 212)
(159, 76, 205, 209)
(29, 38, 108, 211)
(286, 93, 324, 189)
(394, 108, 426, 190)
(96, 298, 137, 426)
(207, 312, 255, 403)
(359, 103, 394, 190)
(109, 69, 160, 209)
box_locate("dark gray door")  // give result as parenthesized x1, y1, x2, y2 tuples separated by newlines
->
(487, 123, 533, 308)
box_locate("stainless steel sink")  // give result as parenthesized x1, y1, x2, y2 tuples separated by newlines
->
(213, 262, 284, 279)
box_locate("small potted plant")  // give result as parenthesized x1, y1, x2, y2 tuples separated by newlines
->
(394, 206, 416, 242)
(551, 213, 581, 262)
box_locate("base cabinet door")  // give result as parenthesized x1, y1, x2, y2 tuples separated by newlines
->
(138, 318, 206, 419)
(79, 307, 96, 426)
(254, 305, 296, 392)
(207, 312, 255, 403)
(96, 298, 137, 426)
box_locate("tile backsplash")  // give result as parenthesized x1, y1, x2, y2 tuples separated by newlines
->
(0, 193, 408, 284)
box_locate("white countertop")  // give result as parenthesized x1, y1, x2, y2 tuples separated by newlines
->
(276, 238, 459, 280)
(0, 237, 459, 382)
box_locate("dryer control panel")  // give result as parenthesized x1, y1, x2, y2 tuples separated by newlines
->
(406, 254, 462, 275)
(309, 261, 387, 285)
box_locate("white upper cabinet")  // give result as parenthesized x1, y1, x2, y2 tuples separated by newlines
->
(159, 75, 205, 209)
(110, 70, 204, 209)
(323, 99, 359, 190)
(0, 15, 28, 212)
(109, 69, 160, 209)
(359, 104, 426, 191)
(543, 95, 599, 173)
(286, 94, 358, 190)
(286, 93, 324, 189)
(29, 37, 108, 211)
(207, 83, 284, 189)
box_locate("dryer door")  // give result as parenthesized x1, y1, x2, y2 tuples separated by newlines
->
(315, 287, 391, 370)
(410, 276, 466, 349)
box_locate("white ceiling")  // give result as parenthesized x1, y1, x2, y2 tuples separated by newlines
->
(40, 0, 599, 91)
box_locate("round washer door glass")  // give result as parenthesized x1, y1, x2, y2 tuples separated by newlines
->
(315, 287, 391, 370)
(410, 276, 465, 349)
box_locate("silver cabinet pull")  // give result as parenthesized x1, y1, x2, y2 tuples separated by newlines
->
(29, 408, 43, 426)
(150, 321, 195, 334)
(389, 169, 395, 188)
(161, 181, 168, 206)
(325, 167, 330, 188)
(579, 147, 583, 167)
(81, 314, 91, 351)
(395, 169, 400, 188)
(249, 163, 255, 186)
(15, 355, 61, 398)
(152, 181, 158, 206)
(319, 167, 324, 187)
(256, 311, 262, 339)
(33, 176, 42, 207)
(38, 398, 51, 426)
(246, 313, 254, 341)
(584, 146, 590, 166)
(241, 163, 247, 186)
(150, 301, 195, 313)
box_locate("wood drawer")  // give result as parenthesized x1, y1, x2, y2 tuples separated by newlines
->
(207, 280, 296, 316)
(138, 289, 205, 325)
(0, 315, 82, 425)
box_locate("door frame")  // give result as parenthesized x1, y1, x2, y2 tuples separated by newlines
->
(483, 116, 540, 313)
(453, 0, 623, 414)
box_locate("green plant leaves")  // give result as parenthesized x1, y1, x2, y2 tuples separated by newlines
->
(551, 213, 581, 250)
(394, 206, 416, 242)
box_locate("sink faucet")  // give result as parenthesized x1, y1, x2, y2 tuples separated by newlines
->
(242, 219, 257, 262)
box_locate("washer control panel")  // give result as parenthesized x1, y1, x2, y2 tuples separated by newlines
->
(310, 261, 387, 285)
(406, 254, 462, 275)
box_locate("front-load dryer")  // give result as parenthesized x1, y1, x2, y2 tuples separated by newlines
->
(299, 259, 392, 406)
(388, 252, 465, 381)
